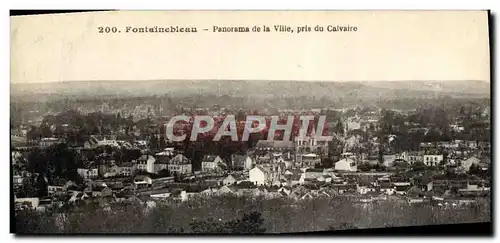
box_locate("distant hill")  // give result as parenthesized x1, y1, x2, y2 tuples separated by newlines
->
(10, 80, 490, 103)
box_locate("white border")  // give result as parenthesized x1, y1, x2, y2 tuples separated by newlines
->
(2, 1, 499, 243)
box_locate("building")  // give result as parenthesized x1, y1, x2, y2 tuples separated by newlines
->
(168, 154, 192, 175)
(402, 151, 424, 164)
(136, 155, 156, 174)
(334, 156, 357, 172)
(84, 135, 119, 149)
(301, 153, 321, 168)
(255, 140, 294, 154)
(77, 168, 99, 179)
(423, 154, 443, 167)
(294, 136, 328, 156)
(38, 137, 63, 148)
(380, 182, 395, 195)
(201, 155, 226, 172)
(13, 175, 23, 188)
(231, 154, 253, 171)
(133, 175, 153, 188)
(461, 156, 481, 171)
(249, 166, 270, 186)
(345, 116, 361, 132)
(117, 163, 135, 177)
(222, 174, 238, 186)
(393, 182, 412, 195)
(154, 157, 169, 174)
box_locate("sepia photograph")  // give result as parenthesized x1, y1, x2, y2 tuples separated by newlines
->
(9, 10, 492, 235)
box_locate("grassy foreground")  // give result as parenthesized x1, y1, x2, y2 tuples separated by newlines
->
(15, 196, 491, 234)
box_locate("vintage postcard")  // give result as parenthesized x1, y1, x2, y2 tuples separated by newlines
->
(10, 10, 491, 235)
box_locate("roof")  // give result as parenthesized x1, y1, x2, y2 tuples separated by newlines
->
(202, 155, 219, 162)
(155, 156, 170, 165)
(303, 153, 319, 158)
(253, 165, 271, 174)
(380, 182, 393, 189)
(335, 158, 355, 164)
(255, 140, 294, 149)
(232, 154, 249, 164)
(170, 154, 191, 165)
(305, 168, 323, 173)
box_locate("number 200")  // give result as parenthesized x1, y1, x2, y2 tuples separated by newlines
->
(98, 26, 118, 33)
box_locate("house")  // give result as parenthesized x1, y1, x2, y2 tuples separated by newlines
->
(393, 182, 412, 195)
(382, 154, 401, 167)
(423, 154, 443, 167)
(345, 116, 361, 132)
(255, 140, 294, 152)
(180, 189, 201, 202)
(294, 135, 329, 156)
(201, 155, 226, 172)
(284, 171, 302, 187)
(300, 153, 321, 168)
(84, 183, 110, 197)
(401, 151, 423, 164)
(216, 185, 238, 195)
(38, 137, 63, 148)
(11, 151, 24, 164)
(357, 185, 376, 195)
(334, 157, 357, 172)
(461, 156, 481, 171)
(278, 186, 292, 197)
(13, 175, 23, 188)
(133, 175, 153, 188)
(77, 168, 99, 179)
(154, 157, 169, 174)
(380, 182, 395, 195)
(222, 174, 238, 186)
(249, 166, 270, 186)
(15, 197, 40, 210)
(457, 181, 490, 197)
(200, 188, 218, 197)
(318, 174, 333, 183)
(68, 191, 90, 203)
(357, 180, 377, 195)
(156, 147, 175, 156)
(48, 180, 74, 196)
(168, 154, 192, 175)
(136, 155, 156, 174)
(117, 162, 135, 177)
(302, 168, 324, 180)
(84, 135, 119, 149)
(419, 180, 433, 192)
(331, 184, 357, 194)
(231, 154, 253, 171)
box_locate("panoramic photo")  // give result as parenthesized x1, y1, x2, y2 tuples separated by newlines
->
(10, 11, 491, 234)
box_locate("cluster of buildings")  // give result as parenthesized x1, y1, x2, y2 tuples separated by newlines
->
(11, 105, 491, 213)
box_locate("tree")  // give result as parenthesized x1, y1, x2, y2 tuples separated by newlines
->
(322, 158, 334, 168)
(157, 169, 171, 178)
(334, 119, 344, 136)
(358, 162, 372, 172)
(39, 123, 53, 138)
(229, 211, 266, 234)
(411, 161, 426, 172)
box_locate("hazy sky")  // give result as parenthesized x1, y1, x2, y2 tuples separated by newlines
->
(11, 11, 490, 84)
